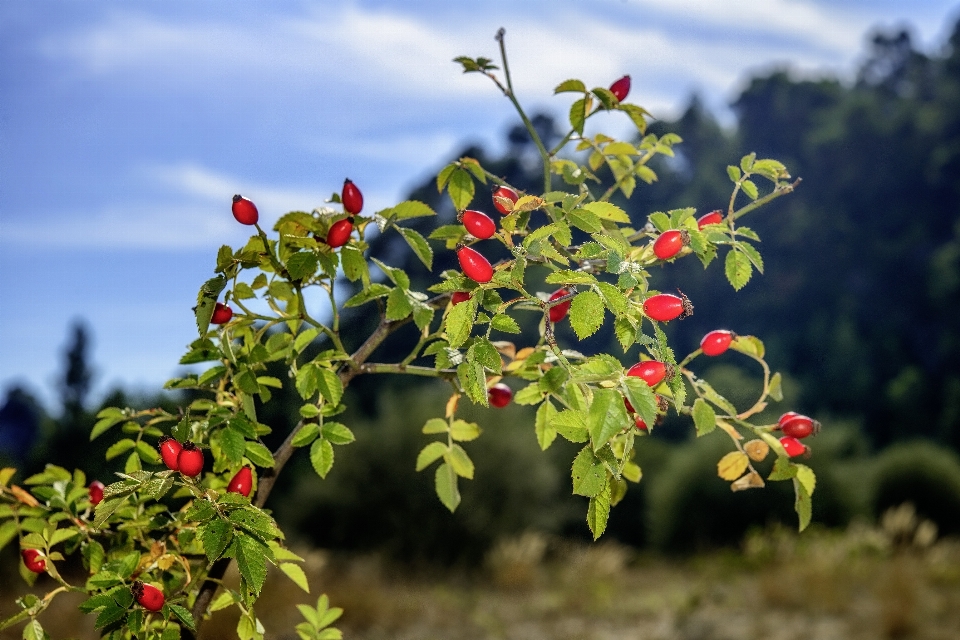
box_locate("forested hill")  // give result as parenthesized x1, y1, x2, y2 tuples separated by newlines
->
(358, 18, 960, 451)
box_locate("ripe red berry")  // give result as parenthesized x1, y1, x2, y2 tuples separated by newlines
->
(697, 210, 723, 229)
(777, 412, 800, 427)
(653, 229, 688, 260)
(548, 288, 572, 323)
(609, 75, 631, 102)
(177, 442, 204, 477)
(21, 549, 45, 574)
(211, 302, 233, 325)
(492, 186, 519, 215)
(326, 218, 354, 248)
(643, 292, 693, 321)
(132, 581, 165, 612)
(779, 436, 808, 458)
(461, 209, 496, 239)
(700, 330, 734, 356)
(227, 466, 253, 497)
(451, 291, 471, 306)
(231, 195, 259, 226)
(780, 415, 819, 439)
(624, 396, 635, 413)
(341, 179, 363, 215)
(627, 360, 668, 387)
(158, 436, 182, 471)
(488, 383, 513, 408)
(634, 415, 648, 431)
(89, 480, 105, 506)
(457, 246, 494, 283)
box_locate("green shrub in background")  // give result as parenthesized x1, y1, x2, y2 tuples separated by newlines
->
(871, 441, 960, 536)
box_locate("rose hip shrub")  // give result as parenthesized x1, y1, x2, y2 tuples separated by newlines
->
(0, 30, 813, 640)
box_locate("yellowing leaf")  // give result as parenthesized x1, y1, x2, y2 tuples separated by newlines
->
(731, 471, 765, 492)
(743, 439, 770, 462)
(717, 451, 750, 481)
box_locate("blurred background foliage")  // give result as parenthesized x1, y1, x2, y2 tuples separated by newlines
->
(2, 18, 959, 564)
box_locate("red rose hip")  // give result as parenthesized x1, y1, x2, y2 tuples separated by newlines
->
(609, 75, 631, 102)
(780, 414, 819, 439)
(627, 360, 668, 387)
(457, 246, 494, 283)
(697, 210, 723, 229)
(488, 383, 513, 408)
(132, 581, 165, 612)
(89, 480, 105, 506)
(158, 436, 182, 471)
(653, 229, 688, 260)
(21, 549, 45, 574)
(777, 412, 799, 427)
(461, 209, 496, 239)
(779, 436, 808, 458)
(326, 218, 354, 248)
(177, 442, 204, 477)
(451, 291, 471, 306)
(634, 415, 648, 431)
(227, 466, 253, 497)
(700, 330, 734, 356)
(211, 302, 233, 325)
(548, 288, 571, 323)
(231, 195, 259, 226)
(492, 186, 519, 215)
(341, 179, 363, 215)
(643, 292, 693, 322)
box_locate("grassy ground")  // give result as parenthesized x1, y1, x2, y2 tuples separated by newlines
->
(3, 520, 960, 639)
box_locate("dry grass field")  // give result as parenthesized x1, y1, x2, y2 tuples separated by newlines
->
(3, 512, 960, 640)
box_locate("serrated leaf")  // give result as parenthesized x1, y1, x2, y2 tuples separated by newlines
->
(571, 446, 606, 497)
(422, 418, 448, 434)
(769, 372, 783, 402)
(321, 422, 354, 445)
(738, 241, 764, 273)
(244, 441, 275, 468)
(795, 464, 816, 496)
(416, 442, 447, 471)
(570, 290, 604, 340)
(545, 270, 597, 285)
(286, 252, 318, 281)
(235, 533, 269, 596)
(587, 388, 628, 450)
(200, 519, 232, 562)
(381, 200, 436, 220)
(741, 179, 759, 200)
(555, 78, 586, 93)
(535, 401, 557, 451)
(457, 361, 487, 405)
(343, 283, 391, 308)
(434, 462, 460, 512)
(582, 201, 630, 223)
(490, 314, 520, 334)
(586, 483, 611, 540)
(316, 368, 344, 407)
(551, 410, 589, 443)
(105, 439, 136, 461)
(569, 97, 588, 134)
(310, 439, 334, 479)
(447, 168, 475, 211)
(340, 245, 367, 283)
(622, 377, 657, 430)
(220, 427, 247, 463)
(169, 604, 196, 631)
(385, 287, 413, 321)
(447, 444, 474, 479)
(725, 249, 753, 290)
(450, 419, 481, 442)
(744, 439, 770, 462)
(280, 562, 310, 593)
(768, 456, 797, 481)
(731, 335, 765, 359)
(595, 282, 626, 315)
(397, 227, 433, 270)
(692, 398, 717, 437)
(445, 293, 477, 349)
(717, 451, 750, 481)
(727, 165, 741, 182)
(794, 479, 812, 531)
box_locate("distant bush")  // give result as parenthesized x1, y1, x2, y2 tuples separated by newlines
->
(871, 441, 960, 536)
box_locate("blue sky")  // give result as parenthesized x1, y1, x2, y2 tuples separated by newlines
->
(2, 0, 959, 410)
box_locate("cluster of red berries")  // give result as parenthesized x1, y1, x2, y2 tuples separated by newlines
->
(776, 412, 820, 457)
(158, 437, 204, 477)
(455, 186, 520, 286)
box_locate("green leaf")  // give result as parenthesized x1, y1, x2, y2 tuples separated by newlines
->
(316, 368, 344, 407)
(292, 424, 320, 448)
(535, 401, 557, 450)
(769, 372, 783, 402)
(445, 294, 477, 349)
(416, 442, 447, 471)
(741, 179, 759, 200)
(286, 252, 318, 281)
(296, 363, 319, 400)
(220, 427, 247, 464)
(692, 398, 717, 437)
(200, 519, 232, 562)
(105, 438, 136, 461)
(235, 533, 269, 596)
(340, 246, 367, 283)
(587, 388, 629, 451)
(196, 276, 227, 335)
(490, 314, 520, 334)
(320, 422, 355, 445)
(570, 290, 605, 340)
(595, 282, 626, 315)
(738, 241, 764, 274)
(768, 456, 797, 481)
(551, 409, 589, 443)
(422, 418, 448, 434)
(586, 483, 612, 540)
(434, 462, 460, 512)
(457, 361, 487, 406)
(447, 444, 474, 479)
(95, 605, 126, 630)
(343, 283, 391, 308)
(385, 287, 412, 321)
(727, 165, 741, 182)
(169, 604, 196, 631)
(381, 200, 436, 220)
(569, 97, 588, 134)
(731, 335, 765, 359)
(245, 441, 275, 468)
(622, 377, 657, 430)
(571, 446, 606, 497)
(450, 419, 481, 442)
(513, 383, 544, 406)
(581, 201, 630, 223)
(90, 413, 124, 441)
(447, 168, 475, 211)
(554, 78, 586, 93)
(725, 249, 753, 291)
(397, 227, 433, 269)
(310, 439, 334, 479)
(795, 464, 816, 496)
(280, 562, 310, 593)
(794, 478, 812, 532)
